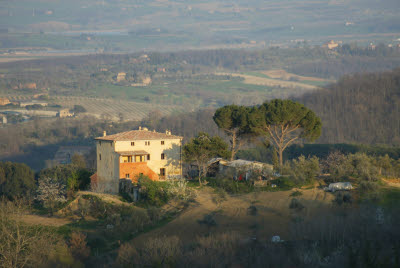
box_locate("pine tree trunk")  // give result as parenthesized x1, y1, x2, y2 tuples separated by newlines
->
(278, 147, 283, 171)
(231, 132, 236, 161)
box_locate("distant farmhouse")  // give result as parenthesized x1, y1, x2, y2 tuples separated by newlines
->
(116, 72, 126, 82)
(15, 83, 37, 90)
(0, 97, 10, 106)
(92, 127, 183, 193)
(0, 114, 7, 125)
(47, 146, 92, 167)
(322, 40, 341, 50)
(56, 108, 74, 118)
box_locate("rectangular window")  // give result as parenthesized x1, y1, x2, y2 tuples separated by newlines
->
(99, 154, 101, 160)
(160, 168, 165, 176)
(147, 155, 150, 160)
(161, 141, 165, 145)
(161, 153, 165, 160)
(131, 142, 135, 146)
(125, 174, 130, 178)
(99, 141, 102, 146)
(122, 156, 133, 163)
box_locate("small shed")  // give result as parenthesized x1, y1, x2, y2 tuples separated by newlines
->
(219, 159, 273, 181)
(324, 182, 353, 192)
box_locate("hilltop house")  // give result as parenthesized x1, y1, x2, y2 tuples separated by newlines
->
(92, 127, 183, 193)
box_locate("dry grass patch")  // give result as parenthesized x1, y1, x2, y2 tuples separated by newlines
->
(216, 72, 320, 90)
(261, 69, 333, 82)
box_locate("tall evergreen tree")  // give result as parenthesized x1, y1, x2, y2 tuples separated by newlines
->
(249, 99, 321, 167)
(213, 105, 252, 160)
(183, 132, 229, 185)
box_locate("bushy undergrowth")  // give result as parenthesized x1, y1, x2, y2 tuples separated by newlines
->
(0, 199, 82, 267)
(138, 176, 196, 207)
(205, 177, 254, 194)
(116, 204, 400, 268)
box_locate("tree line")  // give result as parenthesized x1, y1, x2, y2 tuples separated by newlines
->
(298, 68, 400, 145)
(183, 99, 321, 183)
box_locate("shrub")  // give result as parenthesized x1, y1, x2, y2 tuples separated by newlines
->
(147, 206, 162, 222)
(290, 190, 303, 197)
(0, 162, 36, 200)
(167, 179, 196, 202)
(206, 177, 254, 194)
(69, 232, 91, 261)
(272, 176, 296, 190)
(321, 151, 352, 181)
(289, 198, 305, 210)
(0, 199, 79, 267)
(198, 213, 217, 227)
(38, 165, 92, 193)
(36, 177, 67, 215)
(212, 188, 227, 205)
(358, 181, 380, 193)
(334, 192, 353, 205)
(138, 175, 171, 207)
(348, 153, 379, 181)
(117, 236, 181, 267)
(247, 205, 257, 215)
(117, 208, 151, 235)
(184, 232, 240, 267)
(281, 155, 320, 185)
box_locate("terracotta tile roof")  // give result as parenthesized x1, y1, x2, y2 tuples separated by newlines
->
(95, 130, 182, 141)
(118, 150, 149, 156)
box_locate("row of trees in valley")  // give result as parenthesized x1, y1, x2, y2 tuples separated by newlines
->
(2, 45, 400, 96)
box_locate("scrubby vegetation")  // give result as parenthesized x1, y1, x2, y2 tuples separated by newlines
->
(115, 202, 400, 267)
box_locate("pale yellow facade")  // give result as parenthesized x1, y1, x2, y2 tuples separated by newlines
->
(95, 129, 182, 194)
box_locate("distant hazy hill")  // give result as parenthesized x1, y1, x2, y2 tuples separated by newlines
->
(299, 68, 400, 145)
(1, 0, 400, 51)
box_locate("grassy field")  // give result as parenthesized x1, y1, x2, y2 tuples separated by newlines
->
(132, 186, 334, 244)
(242, 70, 332, 88)
(51, 96, 181, 121)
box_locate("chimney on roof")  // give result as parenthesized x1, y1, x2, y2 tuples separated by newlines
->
(139, 126, 142, 130)
(103, 131, 107, 137)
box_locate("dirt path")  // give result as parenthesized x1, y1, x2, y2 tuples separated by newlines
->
(261, 69, 333, 82)
(382, 179, 400, 188)
(16, 214, 72, 227)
